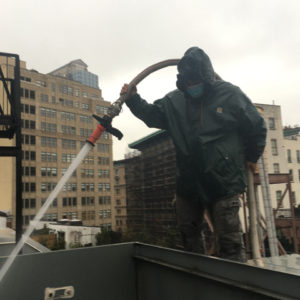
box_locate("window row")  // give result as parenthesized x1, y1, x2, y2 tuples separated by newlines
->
(22, 150, 36, 161)
(20, 88, 35, 99)
(22, 167, 36, 176)
(21, 134, 35, 145)
(41, 167, 57, 177)
(41, 152, 57, 162)
(21, 104, 35, 114)
(21, 119, 35, 129)
(63, 197, 77, 207)
(22, 198, 36, 209)
(41, 122, 57, 132)
(22, 182, 36, 192)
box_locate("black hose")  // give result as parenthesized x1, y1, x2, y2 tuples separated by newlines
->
(107, 59, 180, 119)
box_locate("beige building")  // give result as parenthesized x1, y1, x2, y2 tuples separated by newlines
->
(284, 129, 300, 206)
(113, 160, 127, 232)
(256, 104, 290, 209)
(0, 58, 116, 230)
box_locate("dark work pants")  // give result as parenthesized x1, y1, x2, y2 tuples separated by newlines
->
(176, 194, 247, 262)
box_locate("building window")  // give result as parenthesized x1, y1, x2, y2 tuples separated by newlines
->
(22, 167, 36, 176)
(292, 192, 296, 206)
(287, 149, 292, 163)
(21, 134, 36, 145)
(271, 139, 278, 156)
(40, 107, 56, 118)
(63, 183, 77, 192)
(273, 163, 280, 174)
(95, 105, 108, 115)
(80, 128, 93, 137)
(23, 151, 29, 160)
(97, 143, 110, 153)
(98, 183, 110, 192)
(297, 150, 300, 163)
(61, 111, 75, 121)
(62, 197, 77, 207)
(81, 169, 94, 178)
(81, 183, 95, 192)
(276, 190, 283, 208)
(98, 196, 111, 205)
(40, 94, 49, 102)
(41, 182, 56, 192)
(41, 167, 57, 177)
(30, 105, 35, 114)
(98, 156, 110, 165)
(61, 125, 76, 135)
(62, 139, 76, 149)
(98, 169, 110, 178)
(41, 122, 57, 133)
(79, 115, 93, 124)
(268, 118, 275, 130)
(21, 120, 36, 129)
(298, 169, 300, 181)
(41, 152, 57, 162)
(289, 169, 294, 182)
(81, 197, 95, 206)
(41, 136, 57, 147)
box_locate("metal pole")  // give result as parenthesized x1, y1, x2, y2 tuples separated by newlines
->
(254, 186, 265, 256)
(247, 169, 261, 259)
(287, 181, 298, 253)
(257, 155, 279, 256)
(14, 55, 22, 243)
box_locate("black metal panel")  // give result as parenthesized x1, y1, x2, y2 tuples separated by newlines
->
(0, 146, 19, 156)
(0, 243, 136, 300)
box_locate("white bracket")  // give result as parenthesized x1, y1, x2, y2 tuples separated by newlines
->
(44, 286, 75, 299)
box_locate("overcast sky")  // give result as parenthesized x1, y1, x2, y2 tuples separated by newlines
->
(2, 0, 300, 160)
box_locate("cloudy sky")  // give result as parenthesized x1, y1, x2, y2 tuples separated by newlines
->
(2, 0, 300, 159)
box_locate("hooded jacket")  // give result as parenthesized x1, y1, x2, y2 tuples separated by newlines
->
(126, 47, 266, 204)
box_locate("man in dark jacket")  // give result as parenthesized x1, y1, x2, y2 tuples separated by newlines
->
(121, 47, 266, 262)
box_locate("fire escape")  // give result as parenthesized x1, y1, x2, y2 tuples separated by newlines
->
(0, 52, 22, 241)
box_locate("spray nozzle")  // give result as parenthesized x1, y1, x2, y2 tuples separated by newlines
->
(92, 114, 123, 140)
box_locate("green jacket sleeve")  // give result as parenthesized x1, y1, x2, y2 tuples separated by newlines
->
(125, 94, 168, 130)
(234, 90, 267, 163)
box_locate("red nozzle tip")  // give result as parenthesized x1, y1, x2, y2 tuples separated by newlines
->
(87, 124, 105, 145)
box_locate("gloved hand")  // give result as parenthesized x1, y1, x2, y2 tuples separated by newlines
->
(120, 84, 137, 98)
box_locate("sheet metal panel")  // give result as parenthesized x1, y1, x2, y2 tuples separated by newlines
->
(0, 243, 136, 300)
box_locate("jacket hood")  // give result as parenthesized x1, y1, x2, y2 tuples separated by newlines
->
(177, 47, 215, 86)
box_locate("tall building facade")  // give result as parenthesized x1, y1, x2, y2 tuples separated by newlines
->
(0, 58, 115, 230)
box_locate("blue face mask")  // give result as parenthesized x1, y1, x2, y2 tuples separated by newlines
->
(186, 83, 205, 99)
